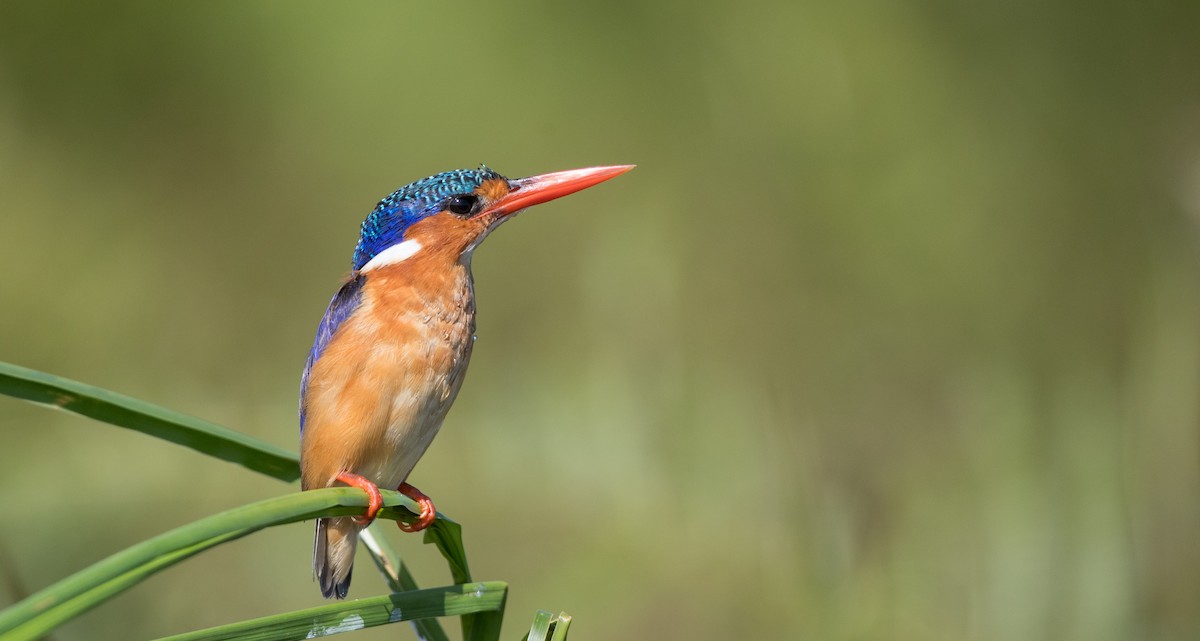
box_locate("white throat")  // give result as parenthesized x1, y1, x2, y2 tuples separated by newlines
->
(360, 239, 422, 271)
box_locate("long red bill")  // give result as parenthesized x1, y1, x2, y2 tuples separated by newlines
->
(479, 165, 636, 218)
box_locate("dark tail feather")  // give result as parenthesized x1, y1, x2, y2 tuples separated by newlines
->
(314, 517, 357, 599)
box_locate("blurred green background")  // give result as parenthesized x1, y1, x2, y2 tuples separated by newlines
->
(1, 2, 1198, 640)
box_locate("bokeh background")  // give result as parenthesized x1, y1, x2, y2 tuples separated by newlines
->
(2, 2, 1199, 640)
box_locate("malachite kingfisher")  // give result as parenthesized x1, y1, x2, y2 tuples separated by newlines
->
(299, 164, 634, 598)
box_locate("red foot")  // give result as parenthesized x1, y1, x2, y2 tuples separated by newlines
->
(397, 482, 436, 532)
(335, 471, 383, 527)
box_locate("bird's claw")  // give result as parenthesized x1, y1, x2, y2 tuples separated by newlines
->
(335, 471, 384, 527)
(397, 482, 436, 532)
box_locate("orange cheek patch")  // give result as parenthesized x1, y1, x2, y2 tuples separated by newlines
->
(405, 213, 476, 241)
(403, 213, 488, 257)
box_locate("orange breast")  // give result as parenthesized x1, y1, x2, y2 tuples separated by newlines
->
(299, 258, 476, 491)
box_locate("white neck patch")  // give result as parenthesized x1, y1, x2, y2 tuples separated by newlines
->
(360, 239, 422, 272)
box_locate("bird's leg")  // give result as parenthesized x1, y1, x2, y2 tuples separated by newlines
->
(335, 471, 383, 527)
(397, 482, 437, 532)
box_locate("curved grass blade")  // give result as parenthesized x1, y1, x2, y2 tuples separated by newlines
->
(423, 517, 504, 640)
(0, 361, 299, 481)
(424, 518, 471, 585)
(548, 611, 572, 641)
(464, 600, 505, 641)
(526, 610, 553, 641)
(0, 488, 423, 641)
(152, 582, 507, 641)
(360, 528, 451, 641)
(525, 610, 572, 641)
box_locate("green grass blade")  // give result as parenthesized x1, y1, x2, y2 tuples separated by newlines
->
(524, 610, 571, 641)
(525, 610, 554, 641)
(0, 361, 299, 481)
(547, 612, 572, 641)
(152, 582, 508, 641)
(359, 528, 451, 641)
(423, 518, 472, 584)
(421, 517, 500, 639)
(0, 488, 422, 641)
(464, 603, 505, 641)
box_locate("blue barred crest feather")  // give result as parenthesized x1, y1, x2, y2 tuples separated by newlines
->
(351, 165, 505, 270)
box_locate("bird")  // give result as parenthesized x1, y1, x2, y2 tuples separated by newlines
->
(299, 163, 634, 599)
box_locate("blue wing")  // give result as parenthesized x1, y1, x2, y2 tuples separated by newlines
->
(300, 273, 366, 434)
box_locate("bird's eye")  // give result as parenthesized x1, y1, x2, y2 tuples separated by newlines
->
(446, 195, 478, 217)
